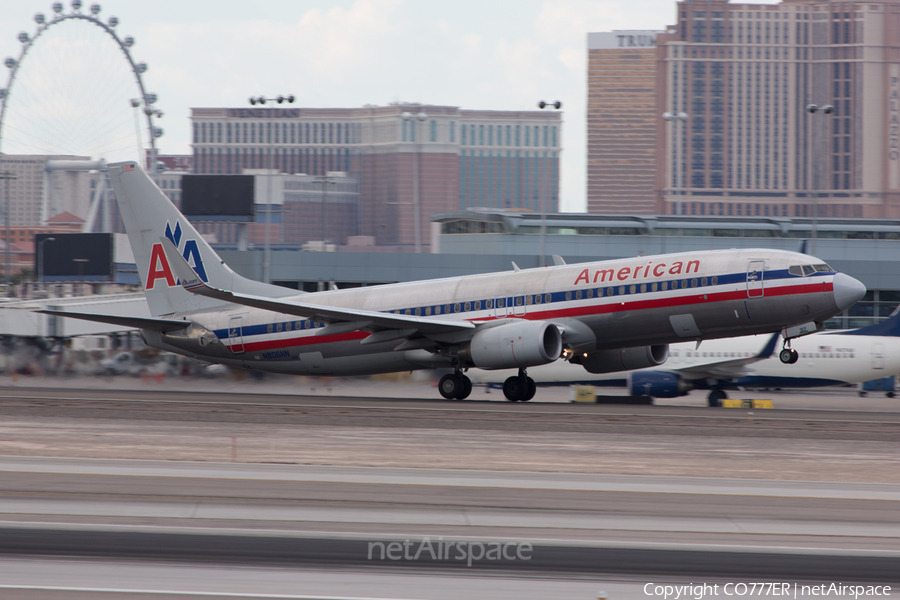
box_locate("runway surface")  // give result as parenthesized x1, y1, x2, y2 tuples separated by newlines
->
(0, 384, 897, 481)
(0, 380, 897, 597)
(0, 458, 897, 579)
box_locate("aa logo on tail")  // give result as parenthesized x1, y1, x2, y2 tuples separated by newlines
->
(146, 221, 209, 289)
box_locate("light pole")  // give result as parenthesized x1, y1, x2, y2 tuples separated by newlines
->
(0, 169, 16, 286)
(537, 101, 562, 267)
(249, 94, 294, 282)
(37, 236, 55, 291)
(662, 112, 689, 216)
(401, 111, 427, 253)
(313, 174, 337, 247)
(72, 257, 88, 296)
(806, 103, 834, 256)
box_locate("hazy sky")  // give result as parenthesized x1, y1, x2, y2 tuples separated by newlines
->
(0, 0, 776, 211)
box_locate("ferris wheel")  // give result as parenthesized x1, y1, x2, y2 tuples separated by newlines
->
(0, 1, 163, 229)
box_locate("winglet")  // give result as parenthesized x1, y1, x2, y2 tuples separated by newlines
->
(512, 261, 520, 272)
(552, 255, 566, 266)
(159, 237, 207, 292)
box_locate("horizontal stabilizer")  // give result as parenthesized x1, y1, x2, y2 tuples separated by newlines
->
(36, 310, 190, 333)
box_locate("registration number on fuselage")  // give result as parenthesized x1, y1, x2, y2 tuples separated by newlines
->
(261, 350, 291, 360)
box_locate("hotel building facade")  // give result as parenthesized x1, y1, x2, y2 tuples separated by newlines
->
(190, 104, 561, 251)
(588, 0, 900, 219)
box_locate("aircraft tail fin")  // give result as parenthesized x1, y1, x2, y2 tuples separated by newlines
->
(108, 161, 293, 317)
(755, 332, 782, 359)
(841, 309, 900, 337)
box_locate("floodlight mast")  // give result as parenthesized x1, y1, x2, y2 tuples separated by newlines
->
(248, 94, 295, 283)
(536, 100, 562, 267)
(805, 104, 834, 256)
(401, 110, 428, 253)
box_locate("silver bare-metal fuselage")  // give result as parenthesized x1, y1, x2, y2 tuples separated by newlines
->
(143, 248, 851, 377)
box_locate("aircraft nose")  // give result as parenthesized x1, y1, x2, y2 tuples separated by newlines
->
(832, 272, 866, 311)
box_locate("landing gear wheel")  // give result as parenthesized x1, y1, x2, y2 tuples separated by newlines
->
(458, 375, 472, 400)
(439, 373, 463, 400)
(503, 376, 527, 402)
(521, 377, 536, 401)
(439, 372, 472, 400)
(779, 343, 799, 364)
(708, 389, 727, 408)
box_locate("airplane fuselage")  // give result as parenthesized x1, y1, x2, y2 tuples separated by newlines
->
(144, 248, 847, 377)
(669, 333, 900, 389)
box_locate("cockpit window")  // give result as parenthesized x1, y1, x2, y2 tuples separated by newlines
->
(790, 264, 832, 276)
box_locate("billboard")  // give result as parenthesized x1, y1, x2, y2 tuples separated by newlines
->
(181, 175, 254, 220)
(36, 233, 113, 281)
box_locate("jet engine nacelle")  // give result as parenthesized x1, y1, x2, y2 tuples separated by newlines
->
(628, 370, 691, 398)
(463, 320, 563, 370)
(578, 344, 669, 374)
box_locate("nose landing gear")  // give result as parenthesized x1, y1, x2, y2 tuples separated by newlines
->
(779, 340, 799, 364)
(503, 368, 536, 402)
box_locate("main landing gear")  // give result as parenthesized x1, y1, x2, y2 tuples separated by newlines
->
(439, 370, 472, 400)
(707, 389, 727, 408)
(503, 368, 536, 402)
(779, 339, 799, 364)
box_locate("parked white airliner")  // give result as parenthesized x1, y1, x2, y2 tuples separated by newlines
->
(472, 312, 900, 405)
(40, 162, 866, 401)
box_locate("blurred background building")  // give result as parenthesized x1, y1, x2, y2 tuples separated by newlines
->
(587, 30, 665, 214)
(588, 0, 900, 218)
(189, 103, 562, 252)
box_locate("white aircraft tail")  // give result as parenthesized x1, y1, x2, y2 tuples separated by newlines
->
(108, 161, 293, 317)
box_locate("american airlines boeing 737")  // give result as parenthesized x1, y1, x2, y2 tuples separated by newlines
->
(41, 162, 866, 401)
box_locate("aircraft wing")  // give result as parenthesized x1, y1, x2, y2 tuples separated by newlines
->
(160, 240, 474, 335)
(671, 332, 781, 380)
(35, 310, 190, 333)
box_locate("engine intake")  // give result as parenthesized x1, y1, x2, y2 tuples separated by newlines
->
(578, 345, 669, 374)
(464, 320, 562, 370)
